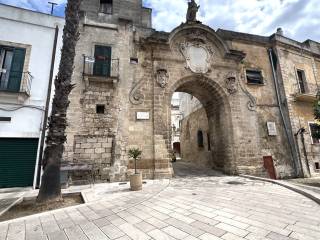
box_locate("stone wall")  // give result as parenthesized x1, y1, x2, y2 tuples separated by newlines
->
(180, 107, 212, 167)
(63, 0, 320, 181)
(276, 46, 320, 177)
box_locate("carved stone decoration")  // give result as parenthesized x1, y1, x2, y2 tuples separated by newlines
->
(186, 0, 200, 23)
(180, 41, 213, 74)
(129, 77, 146, 105)
(156, 69, 169, 88)
(237, 73, 257, 111)
(225, 72, 238, 94)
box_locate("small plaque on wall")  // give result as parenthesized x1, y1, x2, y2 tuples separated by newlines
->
(136, 112, 150, 120)
(267, 122, 277, 136)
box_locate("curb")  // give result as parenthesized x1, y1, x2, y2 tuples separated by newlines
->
(0, 197, 23, 217)
(240, 174, 320, 205)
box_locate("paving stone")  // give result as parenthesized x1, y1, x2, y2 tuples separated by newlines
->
(145, 217, 169, 228)
(0, 223, 8, 240)
(64, 225, 89, 240)
(134, 221, 156, 232)
(166, 217, 204, 237)
(118, 223, 150, 240)
(215, 223, 249, 237)
(214, 216, 249, 230)
(0, 174, 320, 240)
(47, 230, 68, 240)
(79, 222, 109, 240)
(25, 218, 46, 240)
(221, 233, 247, 240)
(191, 221, 226, 237)
(93, 218, 111, 228)
(100, 224, 125, 239)
(6, 221, 25, 240)
(147, 229, 176, 240)
(266, 232, 297, 240)
(199, 233, 224, 240)
(162, 226, 189, 239)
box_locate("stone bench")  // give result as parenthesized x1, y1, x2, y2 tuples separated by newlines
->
(60, 162, 94, 187)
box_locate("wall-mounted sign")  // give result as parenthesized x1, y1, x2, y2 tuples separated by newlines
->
(136, 112, 150, 120)
(267, 122, 277, 136)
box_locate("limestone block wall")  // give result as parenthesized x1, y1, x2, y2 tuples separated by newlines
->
(180, 108, 212, 167)
(277, 46, 320, 176)
(64, 6, 154, 181)
(230, 40, 295, 177)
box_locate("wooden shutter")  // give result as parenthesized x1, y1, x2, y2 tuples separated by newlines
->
(93, 45, 112, 77)
(8, 48, 26, 92)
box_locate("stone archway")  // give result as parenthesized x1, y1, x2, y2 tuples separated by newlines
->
(168, 75, 236, 174)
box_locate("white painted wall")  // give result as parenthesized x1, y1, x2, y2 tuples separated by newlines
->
(0, 4, 64, 138)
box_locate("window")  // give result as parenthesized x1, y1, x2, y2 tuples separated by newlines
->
(297, 69, 308, 94)
(246, 69, 263, 85)
(130, 58, 138, 64)
(309, 123, 320, 144)
(207, 133, 211, 151)
(100, 0, 112, 14)
(315, 162, 320, 170)
(96, 104, 105, 114)
(93, 45, 112, 77)
(0, 117, 11, 122)
(197, 130, 204, 148)
(0, 46, 26, 92)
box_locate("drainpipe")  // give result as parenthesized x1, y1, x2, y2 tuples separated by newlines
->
(295, 128, 311, 177)
(33, 26, 59, 189)
(151, 47, 156, 179)
(268, 48, 302, 177)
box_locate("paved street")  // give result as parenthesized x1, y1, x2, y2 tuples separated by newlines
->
(0, 162, 320, 240)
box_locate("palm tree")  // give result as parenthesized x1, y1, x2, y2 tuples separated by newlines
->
(37, 0, 82, 203)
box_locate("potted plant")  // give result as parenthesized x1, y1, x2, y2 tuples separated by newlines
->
(128, 148, 143, 191)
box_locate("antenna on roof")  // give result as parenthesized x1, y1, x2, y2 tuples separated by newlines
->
(48, 2, 58, 15)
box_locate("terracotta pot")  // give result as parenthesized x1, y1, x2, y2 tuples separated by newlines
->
(130, 173, 142, 191)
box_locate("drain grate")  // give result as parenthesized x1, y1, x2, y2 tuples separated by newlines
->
(226, 181, 245, 185)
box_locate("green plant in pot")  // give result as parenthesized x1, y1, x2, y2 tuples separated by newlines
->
(128, 148, 143, 191)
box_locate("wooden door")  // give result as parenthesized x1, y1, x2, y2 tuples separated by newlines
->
(263, 156, 277, 180)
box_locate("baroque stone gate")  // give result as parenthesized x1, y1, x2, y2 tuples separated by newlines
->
(63, 0, 320, 181)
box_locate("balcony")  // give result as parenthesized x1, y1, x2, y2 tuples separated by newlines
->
(82, 55, 119, 85)
(0, 71, 33, 103)
(293, 83, 319, 103)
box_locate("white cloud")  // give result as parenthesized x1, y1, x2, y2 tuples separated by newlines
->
(1, 0, 319, 42)
(145, 0, 320, 42)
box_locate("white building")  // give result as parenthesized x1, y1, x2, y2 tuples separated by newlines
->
(0, 4, 64, 188)
(171, 93, 183, 158)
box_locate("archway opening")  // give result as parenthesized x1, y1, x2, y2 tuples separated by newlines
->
(169, 76, 234, 174)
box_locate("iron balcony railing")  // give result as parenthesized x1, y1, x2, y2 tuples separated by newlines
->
(293, 82, 319, 102)
(83, 55, 119, 79)
(294, 82, 318, 95)
(0, 71, 33, 95)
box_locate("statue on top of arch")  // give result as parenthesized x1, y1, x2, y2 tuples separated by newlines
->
(186, 0, 200, 23)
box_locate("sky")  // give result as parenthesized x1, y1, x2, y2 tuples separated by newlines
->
(0, 0, 319, 42)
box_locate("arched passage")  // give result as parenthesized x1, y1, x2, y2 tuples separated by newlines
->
(168, 75, 236, 173)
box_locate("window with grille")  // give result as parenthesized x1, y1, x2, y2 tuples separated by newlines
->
(309, 123, 320, 144)
(246, 69, 263, 85)
(296, 69, 308, 94)
(100, 0, 113, 14)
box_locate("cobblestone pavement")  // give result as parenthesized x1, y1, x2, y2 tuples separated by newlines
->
(0, 162, 320, 240)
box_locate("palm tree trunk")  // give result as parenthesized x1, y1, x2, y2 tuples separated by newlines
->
(37, 0, 82, 203)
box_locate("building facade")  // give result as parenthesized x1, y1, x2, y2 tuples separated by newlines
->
(0, 4, 64, 188)
(64, 0, 320, 182)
